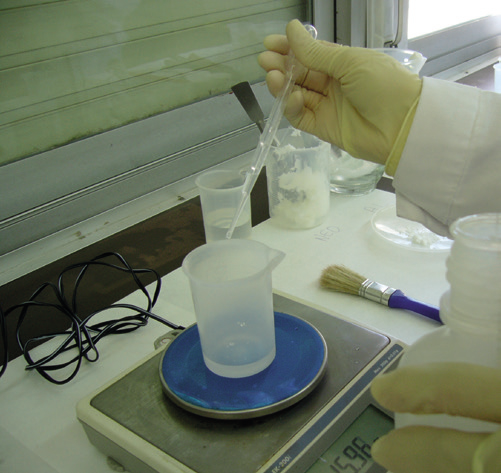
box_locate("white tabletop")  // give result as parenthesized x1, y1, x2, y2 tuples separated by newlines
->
(0, 189, 450, 473)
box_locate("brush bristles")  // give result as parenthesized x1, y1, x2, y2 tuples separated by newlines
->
(320, 264, 367, 295)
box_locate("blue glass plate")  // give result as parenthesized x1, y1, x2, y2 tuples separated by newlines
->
(159, 312, 328, 419)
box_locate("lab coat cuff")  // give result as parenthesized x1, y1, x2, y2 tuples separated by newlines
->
(384, 96, 420, 177)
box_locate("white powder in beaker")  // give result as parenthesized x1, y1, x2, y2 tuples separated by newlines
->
(271, 161, 329, 228)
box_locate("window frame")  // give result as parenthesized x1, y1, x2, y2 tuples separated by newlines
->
(405, 13, 501, 78)
(335, 0, 501, 78)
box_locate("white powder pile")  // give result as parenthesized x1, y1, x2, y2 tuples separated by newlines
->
(406, 225, 451, 249)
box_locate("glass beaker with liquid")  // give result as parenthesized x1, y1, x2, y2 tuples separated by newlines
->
(196, 169, 252, 242)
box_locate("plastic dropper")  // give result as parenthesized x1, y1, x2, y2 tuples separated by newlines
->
(226, 24, 318, 239)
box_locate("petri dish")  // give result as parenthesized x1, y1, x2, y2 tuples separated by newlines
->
(372, 206, 452, 252)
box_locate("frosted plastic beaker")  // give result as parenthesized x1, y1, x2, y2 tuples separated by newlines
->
(182, 239, 285, 378)
(267, 128, 331, 229)
(196, 169, 252, 242)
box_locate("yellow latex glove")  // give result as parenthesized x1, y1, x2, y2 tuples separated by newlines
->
(258, 19, 423, 175)
(370, 363, 501, 473)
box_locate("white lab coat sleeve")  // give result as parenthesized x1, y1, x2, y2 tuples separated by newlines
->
(392, 76, 501, 236)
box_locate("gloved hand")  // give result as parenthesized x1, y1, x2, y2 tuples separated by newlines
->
(370, 363, 501, 473)
(258, 19, 423, 174)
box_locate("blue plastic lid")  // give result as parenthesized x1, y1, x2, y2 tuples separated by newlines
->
(160, 312, 327, 419)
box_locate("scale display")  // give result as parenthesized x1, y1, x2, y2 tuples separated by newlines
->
(308, 405, 393, 473)
(77, 294, 404, 473)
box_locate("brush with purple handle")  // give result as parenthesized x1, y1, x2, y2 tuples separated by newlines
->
(320, 264, 442, 324)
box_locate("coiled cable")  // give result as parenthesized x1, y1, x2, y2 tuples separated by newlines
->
(0, 252, 184, 384)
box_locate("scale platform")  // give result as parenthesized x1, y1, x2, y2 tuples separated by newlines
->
(77, 294, 405, 473)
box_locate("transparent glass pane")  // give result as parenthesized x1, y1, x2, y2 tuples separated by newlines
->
(0, 0, 307, 165)
(408, 0, 501, 39)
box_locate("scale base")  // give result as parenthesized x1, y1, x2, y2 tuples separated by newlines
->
(77, 294, 402, 473)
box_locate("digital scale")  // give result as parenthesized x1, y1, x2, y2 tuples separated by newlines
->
(77, 294, 405, 473)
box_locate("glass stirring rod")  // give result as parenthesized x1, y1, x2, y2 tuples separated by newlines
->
(225, 24, 318, 240)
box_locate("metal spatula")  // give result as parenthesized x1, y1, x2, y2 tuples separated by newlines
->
(231, 81, 265, 133)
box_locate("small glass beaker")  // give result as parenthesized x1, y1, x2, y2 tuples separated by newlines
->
(266, 128, 331, 229)
(372, 48, 427, 74)
(196, 169, 252, 242)
(329, 146, 385, 195)
(182, 239, 285, 378)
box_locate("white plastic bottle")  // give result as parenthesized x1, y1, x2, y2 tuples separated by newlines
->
(395, 213, 501, 433)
